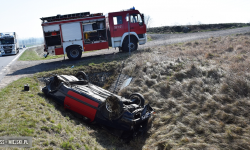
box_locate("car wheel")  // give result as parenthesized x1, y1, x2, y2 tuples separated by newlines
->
(105, 95, 123, 120)
(75, 71, 88, 81)
(129, 93, 145, 107)
(42, 87, 49, 96)
(67, 46, 82, 60)
(122, 36, 138, 52)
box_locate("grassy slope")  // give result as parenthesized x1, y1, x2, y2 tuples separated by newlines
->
(1, 53, 146, 149)
(147, 23, 250, 34)
(19, 47, 64, 61)
(0, 76, 116, 150)
(1, 33, 250, 149)
(119, 33, 250, 149)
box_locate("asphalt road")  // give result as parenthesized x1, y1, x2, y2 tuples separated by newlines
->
(0, 48, 27, 82)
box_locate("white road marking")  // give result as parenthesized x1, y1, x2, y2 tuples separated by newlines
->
(9, 48, 27, 65)
(0, 48, 27, 75)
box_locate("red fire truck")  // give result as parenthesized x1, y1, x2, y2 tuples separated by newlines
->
(40, 7, 147, 60)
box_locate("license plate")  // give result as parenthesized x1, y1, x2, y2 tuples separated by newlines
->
(7, 51, 10, 53)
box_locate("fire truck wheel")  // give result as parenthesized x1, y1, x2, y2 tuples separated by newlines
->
(122, 37, 138, 52)
(67, 46, 82, 60)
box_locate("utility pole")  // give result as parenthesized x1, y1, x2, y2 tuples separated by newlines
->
(127, 13, 131, 56)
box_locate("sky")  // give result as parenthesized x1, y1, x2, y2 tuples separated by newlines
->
(0, 0, 249, 39)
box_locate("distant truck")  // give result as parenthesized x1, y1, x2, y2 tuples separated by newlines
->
(0, 32, 20, 55)
(40, 7, 147, 60)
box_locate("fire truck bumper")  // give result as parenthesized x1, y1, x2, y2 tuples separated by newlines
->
(139, 33, 147, 45)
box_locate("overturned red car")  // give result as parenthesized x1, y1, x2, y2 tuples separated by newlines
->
(42, 72, 154, 137)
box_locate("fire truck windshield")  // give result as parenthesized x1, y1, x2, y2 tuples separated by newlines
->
(127, 14, 143, 24)
(0, 38, 14, 44)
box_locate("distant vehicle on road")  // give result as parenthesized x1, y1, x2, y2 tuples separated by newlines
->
(0, 32, 20, 55)
(19, 45, 23, 49)
(23, 45, 26, 48)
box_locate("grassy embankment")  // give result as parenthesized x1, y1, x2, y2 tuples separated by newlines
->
(147, 23, 250, 34)
(18, 46, 100, 61)
(19, 46, 64, 61)
(1, 33, 250, 149)
(118, 33, 250, 149)
(1, 51, 141, 149)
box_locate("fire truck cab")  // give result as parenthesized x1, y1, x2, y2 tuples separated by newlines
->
(40, 7, 147, 60)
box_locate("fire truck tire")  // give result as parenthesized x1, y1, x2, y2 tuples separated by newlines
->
(67, 46, 82, 60)
(122, 36, 138, 52)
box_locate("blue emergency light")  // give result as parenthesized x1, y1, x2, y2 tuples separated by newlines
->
(130, 6, 135, 10)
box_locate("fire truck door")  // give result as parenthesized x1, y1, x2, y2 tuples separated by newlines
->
(128, 14, 144, 34)
(112, 16, 125, 37)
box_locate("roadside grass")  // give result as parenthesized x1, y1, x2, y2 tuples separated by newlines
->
(147, 35, 153, 41)
(18, 47, 64, 61)
(34, 51, 132, 90)
(147, 24, 250, 34)
(19, 46, 104, 61)
(148, 28, 229, 34)
(0, 77, 111, 149)
(0, 60, 134, 149)
(2, 32, 250, 149)
(0, 51, 152, 149)
(118, 32, 250, 149)
(26, 45, 35, 47)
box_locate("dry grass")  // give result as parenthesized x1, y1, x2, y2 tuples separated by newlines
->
(118, 33, 250, 149)
(1, 33, 250, 149)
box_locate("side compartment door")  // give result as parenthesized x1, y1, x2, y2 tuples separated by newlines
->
(61, 22, 82, 42)
(61, 22, 83, 53)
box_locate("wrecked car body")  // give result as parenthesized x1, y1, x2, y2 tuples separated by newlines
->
(42, 72, 154, 137)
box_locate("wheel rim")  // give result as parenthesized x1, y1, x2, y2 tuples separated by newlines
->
(77, 75, 84, 80)
(130, 95, 141, 106)
(70, 49, 79, 58)
(128, 42, 135, 51)
(106, 101, 113, 112)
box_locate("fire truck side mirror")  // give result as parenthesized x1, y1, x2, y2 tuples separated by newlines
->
(141, 14, 145, 26)
(139, 13, 144, 26)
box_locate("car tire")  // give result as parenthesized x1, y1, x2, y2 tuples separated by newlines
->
(42, 87, 49, 96)
(67, 46, 82, 60)
(122, 36, 138, 52)
(105, 95, 123, 120)
(129, 93, 145, 107)
(75, 71, 88, 81)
